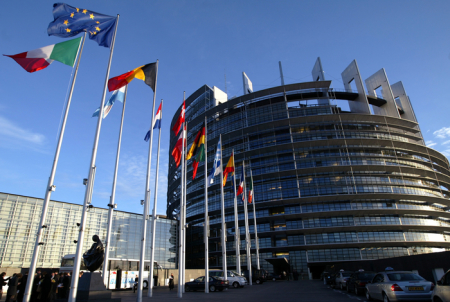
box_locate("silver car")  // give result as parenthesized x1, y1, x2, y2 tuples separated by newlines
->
(365, 270, 434, 302)
(335, 271, 353, 290)
(432, 269, 450, 302)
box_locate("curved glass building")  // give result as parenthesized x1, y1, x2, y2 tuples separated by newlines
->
(167, 59, 450, 278)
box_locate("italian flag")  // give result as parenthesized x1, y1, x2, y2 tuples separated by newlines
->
(5, 37, 81, 73)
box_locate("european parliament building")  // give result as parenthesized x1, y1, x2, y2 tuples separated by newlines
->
(0, 192, 177, 272)
(167, 58, 450, 277)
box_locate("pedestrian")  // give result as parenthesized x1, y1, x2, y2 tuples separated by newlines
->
(17, 273, 28, 302)
(169, 274, 174, 291)
(1, 272, 11, 300)
(63, 273, 71, 299)
(5, 273, 19, 302)
(38, 273, 52, 302)
(133, 275, 138, 293)
(50, 272, 58, 301)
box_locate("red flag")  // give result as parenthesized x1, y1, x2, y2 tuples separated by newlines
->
(171, 125, 185, 167)
(172, 101, 185, 135)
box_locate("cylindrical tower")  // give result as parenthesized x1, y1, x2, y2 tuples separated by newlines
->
(167, 62, 450, 278)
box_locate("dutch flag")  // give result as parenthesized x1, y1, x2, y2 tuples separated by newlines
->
(144, 102, 162, 142)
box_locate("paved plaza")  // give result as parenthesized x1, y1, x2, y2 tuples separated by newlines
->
(112, 280, 367, 302)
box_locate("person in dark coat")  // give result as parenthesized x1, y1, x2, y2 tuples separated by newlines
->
(5, 274, 19, 302)
(17, 273, 27, 302)
(38, 273, 52, 302)
(1, 272, 11, 300)
(169, 274, 174, 291)
(62, 273, 71, 299)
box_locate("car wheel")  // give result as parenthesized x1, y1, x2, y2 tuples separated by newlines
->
(233, 282, 239, 288)
(209, 285, 216, 292)
(143, 280, 148, 289)
(366, 289, 373, 301)
(185, 285, 190, 292)
(383, 293, 390, 302)
(256, 279, 261, 284)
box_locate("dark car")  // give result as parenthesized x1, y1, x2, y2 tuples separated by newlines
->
(346, 271, 376, 295)
(322, 272, 333, 285)
(268, 273, 282, 281)
(185, 276, 229, 292)
(243, 269, 265, 284)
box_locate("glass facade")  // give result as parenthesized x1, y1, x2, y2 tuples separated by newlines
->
(167, 81, 450, 276)
(0, 193, 177, 269)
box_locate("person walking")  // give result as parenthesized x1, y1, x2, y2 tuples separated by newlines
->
(38, 273, 52, 302)
(168, 273, 174, 291)
(133, 275, 138, 293)
(0, 272, 11, 300)
(5, 273, 18, 302)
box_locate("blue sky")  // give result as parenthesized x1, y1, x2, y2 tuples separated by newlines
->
(1, 0, 450, 216)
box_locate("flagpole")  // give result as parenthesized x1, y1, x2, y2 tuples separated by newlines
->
(204, 116, 209, 293)
(182, 104, 187, 294)
(137, 60, 159, 302)
(242, 161, 252, 285)
(23, 32, 86, 302)
(219, 135, 228, 281)
(148, 99, 163, 297)
(178, 121, 185, 298)
(102, 84, 128, 286)
(250, 169, 260, 270)
(69, 17, 120, 302)
(231, 150, 241, 275)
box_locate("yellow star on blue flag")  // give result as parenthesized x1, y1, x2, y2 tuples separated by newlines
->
(47, 3, 116, 48)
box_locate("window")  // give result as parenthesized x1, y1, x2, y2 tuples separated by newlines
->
(372, 274, 384, 283)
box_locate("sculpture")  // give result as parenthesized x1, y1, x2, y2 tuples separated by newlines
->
(83, 235, 105, 272)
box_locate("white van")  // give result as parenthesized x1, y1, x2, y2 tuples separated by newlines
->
(209, 270, 247, 288)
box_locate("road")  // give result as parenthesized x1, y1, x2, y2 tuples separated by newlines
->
(112, 280, 369, 302)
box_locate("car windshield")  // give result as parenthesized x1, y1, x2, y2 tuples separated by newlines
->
(359, 273, 376, 279)
(342, 273, 352, 277)
(387, 273, 424, 281)
(231, 271, 241, 277)
(195, 277, 204, 282)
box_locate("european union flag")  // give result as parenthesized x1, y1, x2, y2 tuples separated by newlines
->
(47, 3, 117, 48)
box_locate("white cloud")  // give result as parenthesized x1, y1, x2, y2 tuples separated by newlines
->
(0, 115, 45, 144)
(433, 127, 450, 139)
(442, 140, 450, 145)
(425, 140, 437, 148)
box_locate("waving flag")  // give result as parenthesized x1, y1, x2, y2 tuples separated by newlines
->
(223, 151, 235, 186)
(248, 173, 254, 203)
(207, 137, 222, 186)
(47, 3, 117, 48)
(186, 123, 206, 179)
(4, 38, 81, 73)
(92, 86, 125, 118)
(172, 101, 185, 135)
(144, 102, 162, 141)
(108, 63, 157, 92)
(171, 125, 185, 167)
(237, 167, 244, 202)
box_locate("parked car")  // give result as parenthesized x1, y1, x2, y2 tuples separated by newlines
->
(335, 270, 354, 290)
(365, 268, 434, 302)
(322, 272, 333, 285)
(268, 273, 282, 281)
(185, 276, 229, 292)
(209, 270, 247, 288)
(243, 269, 265, 284)
(346, 271, 376, 295)
(432, 269, 450, 302)
(329, 272, 339, 288)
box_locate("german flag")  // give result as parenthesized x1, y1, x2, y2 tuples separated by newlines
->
(186, 123, 206, 179)
(108, 62, 157, 92)
(222, 151, 235, 186)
